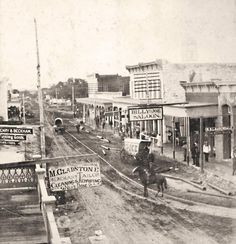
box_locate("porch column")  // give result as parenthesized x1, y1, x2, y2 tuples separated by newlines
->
(232, 106, 236, 153)
(186, 116, 190, 166)
(145, 120, 148, 133)
(140, 121, 144, 132)
(172, 116, 176, 159)
(215, 107, 223, 160)
(200, 116, 204, 173)
(158, 120, 162, 135)
(153, 120, 156, 133)
(82, 104, 86, 123)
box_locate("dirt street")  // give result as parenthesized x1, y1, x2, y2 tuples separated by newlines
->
(57, 181, 236, 244)
(46, 119, 236, 244)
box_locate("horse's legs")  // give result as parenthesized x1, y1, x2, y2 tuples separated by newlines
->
(144, 185, 148, 197)
(161, 184, 164, 197)
(156, 185, 160, 197)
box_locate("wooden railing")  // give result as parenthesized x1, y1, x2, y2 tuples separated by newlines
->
(0, 161, 36, 189)
(36, 165, 71, 244)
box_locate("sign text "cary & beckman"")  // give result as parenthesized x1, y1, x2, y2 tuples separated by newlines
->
(0, 127, 33, 135)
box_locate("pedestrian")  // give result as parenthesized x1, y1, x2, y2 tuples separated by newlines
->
(232, 147, 236, 176)
(135, 126, 140, 139)
(156, 134, 162, 147)
(191, 142, 200, 167)
(102, 120, 105, 130)
(182, 142, 187, 161)
(109, 119, 113, 129)
(167, 130, 172, 142)
(203, 141, 211, 162)
(76, 123, 80, 133)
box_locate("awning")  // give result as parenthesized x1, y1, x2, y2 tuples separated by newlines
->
(76, 97, 112, 106)
(164, 102, 218, 118)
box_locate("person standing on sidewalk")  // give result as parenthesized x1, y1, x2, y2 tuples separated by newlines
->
(182, 142, 187, 161)
(232, 146, 236, 176)
(191, 142, 200, 166)
(203, 141, 211, 163)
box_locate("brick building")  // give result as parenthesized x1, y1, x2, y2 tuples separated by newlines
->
(87, 73, 130, 96)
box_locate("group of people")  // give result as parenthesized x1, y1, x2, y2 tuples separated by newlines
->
(182, 141, 211, 167)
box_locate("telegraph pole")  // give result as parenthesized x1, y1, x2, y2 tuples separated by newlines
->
(72, 81, 75, 118)
(22, 93, 26, 124)
(34, 18, 46, 159)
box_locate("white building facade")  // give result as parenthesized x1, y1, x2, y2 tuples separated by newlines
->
(0, 80, 8, 121)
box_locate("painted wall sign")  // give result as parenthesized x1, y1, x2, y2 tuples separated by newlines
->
(0, 134, 26, 141)
(0, 127, 33, 135)
(128, 107, 163, 121)
(205, 127, 232, 134)
(48, 162, 101, 191)
(0, 141, 19, 145)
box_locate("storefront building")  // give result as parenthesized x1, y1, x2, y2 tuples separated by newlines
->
(165, 81, 236, 161)
(77, 61, 236, 161)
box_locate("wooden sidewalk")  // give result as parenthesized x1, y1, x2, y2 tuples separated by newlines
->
(0, 189, 47, 244)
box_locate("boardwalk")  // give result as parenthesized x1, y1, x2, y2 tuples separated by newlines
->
(0, 189, 46, 244)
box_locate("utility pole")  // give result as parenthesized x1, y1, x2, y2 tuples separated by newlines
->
(22, 93, 26, 124)
(34, 18, 46, 160)
(55, 87, 58, 109)
(72, 81, 75, 118)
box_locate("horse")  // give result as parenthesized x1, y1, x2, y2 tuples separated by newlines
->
(132, 166, 167, 198)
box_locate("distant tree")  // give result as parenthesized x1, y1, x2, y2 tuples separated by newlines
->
(46, 78, 88, 100)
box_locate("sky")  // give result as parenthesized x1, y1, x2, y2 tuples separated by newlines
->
(0, 0, 236, 89)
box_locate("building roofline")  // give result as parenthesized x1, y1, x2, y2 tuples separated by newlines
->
(126, 60, 163, 70)
(180, 81, 217, 88)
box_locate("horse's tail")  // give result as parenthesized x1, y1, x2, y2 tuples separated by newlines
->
(164, 177, 167, 189)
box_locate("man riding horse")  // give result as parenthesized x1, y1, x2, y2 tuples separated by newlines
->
(146, 161, 156, 184)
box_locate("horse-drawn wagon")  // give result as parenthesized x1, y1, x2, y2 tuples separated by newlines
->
(120, 138, 152, 164)
(53, 117, 65, 134)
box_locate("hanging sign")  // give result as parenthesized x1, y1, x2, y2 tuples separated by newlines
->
(0, 127, 33, 135)
(48, 162, 101, 191)
(0, 135, 26, 141)
(128, 106, 163, 121)
(205, 127, 232, 135)
(0, 140, 20, 145)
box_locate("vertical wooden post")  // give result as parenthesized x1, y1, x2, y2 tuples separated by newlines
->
(72, 83, 75, 118)
(34, 18, 46, 160)
(22, 93, 26, 124)
(172, 116, 176, 159)
(200, 116, 204, 173)
(186, 116, 190, 166)
(161, 118, 164, 154)
(83, 104, 86, 123)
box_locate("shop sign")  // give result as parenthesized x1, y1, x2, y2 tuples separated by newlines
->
(0, 127, 33, 135)
(205, 127, 232, 135)
(0, 134, 26, 141)
(48, 162, 101, 191)
(128, 107, 163, 121)
(0, 140, 20, 145)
